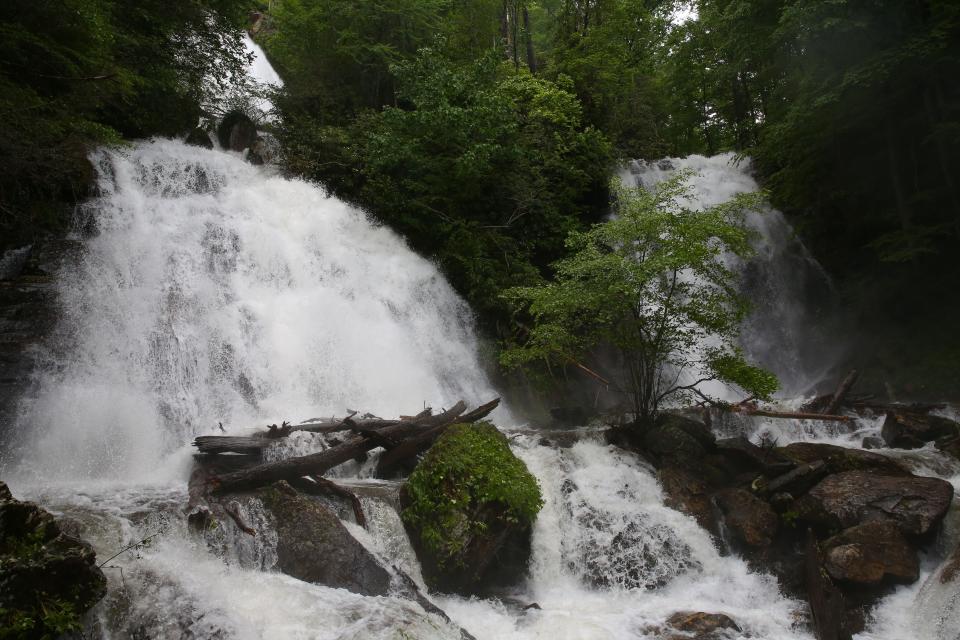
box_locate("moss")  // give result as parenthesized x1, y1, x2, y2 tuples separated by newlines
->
(401, 422, 543, 569)
(0, 596, 82, 640)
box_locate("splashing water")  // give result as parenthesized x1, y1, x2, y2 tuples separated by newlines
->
(5, 140, 497, 483)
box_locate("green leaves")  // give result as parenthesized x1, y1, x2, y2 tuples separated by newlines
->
(501, 174, 777, 421)
(401, 422, 543, 566)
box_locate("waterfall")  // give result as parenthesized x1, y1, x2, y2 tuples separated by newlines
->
(4, 139, 498, 483)
(623, 154, 842, 397)
(2, 36, 956, 640)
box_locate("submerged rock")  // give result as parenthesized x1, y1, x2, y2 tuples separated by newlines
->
(0, 481, 107, 638)
(806, 470, 953, 536)
(401, 422, 542, 594)
(821, 520, 919, 586)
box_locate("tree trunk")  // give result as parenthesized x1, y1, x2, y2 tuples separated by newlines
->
(523, 6, 537, 75)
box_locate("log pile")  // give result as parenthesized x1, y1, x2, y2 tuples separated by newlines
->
(192, 398, 500, 494)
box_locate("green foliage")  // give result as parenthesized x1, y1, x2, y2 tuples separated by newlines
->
(402, 422, 543, 566)
(0, 598, 82, 640)
(0, 0, 251, 248)
(501, 174, 777, 422)
(274, 46, 612, 322)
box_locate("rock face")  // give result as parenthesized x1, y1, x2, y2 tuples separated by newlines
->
(231, 481, 391, 596)
(0, 241, 75, 449)
(713, 488, 778, 548)
(821, 521, 919, 586)
(401, 422, 542, 594)
(216, 111, 258, 152)
(806, 471, 953, 536)
(0, 481, 107, 637)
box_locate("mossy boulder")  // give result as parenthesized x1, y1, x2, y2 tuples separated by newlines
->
(0, 481, 107, 639)
(400, 422, 543, 594)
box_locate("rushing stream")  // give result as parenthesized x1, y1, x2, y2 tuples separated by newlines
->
(1, 42, 958, 640)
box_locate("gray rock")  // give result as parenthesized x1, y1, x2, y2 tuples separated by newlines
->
(250, 481, 392, 596)
(807, 471, 953, 535)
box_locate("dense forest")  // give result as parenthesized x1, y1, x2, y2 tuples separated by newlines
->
(4, 0, 960, 395)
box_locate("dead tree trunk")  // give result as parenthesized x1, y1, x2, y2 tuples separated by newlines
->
(206, 399, 498, 493)
(824, 370, 859, 416)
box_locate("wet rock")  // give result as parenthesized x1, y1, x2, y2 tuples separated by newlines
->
(217, 111, 258, 152)
(713, 488, 778, 548)
(821, 521, 919, 586)
(247, 136, 277, 166)
(646, 611, 741, 639)
(658, 466, 717, 535)
(0, 481, 107, 637)
(805, 530, 852, 640)
(642, 414, 718, 476)
(253, 481, 392, 596)
(881, 410, 959, 449)
(776, 442, 910, 477)
(806, 471, 953, 536)
(715, 436, 795, 475)
(401, 422, 541, 594)
(861, 436, 884, 450)
(941, 542, 960, 583)
(184, 126, 213, 149)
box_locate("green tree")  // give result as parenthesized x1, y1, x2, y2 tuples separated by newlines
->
(501, 175, 777, 424)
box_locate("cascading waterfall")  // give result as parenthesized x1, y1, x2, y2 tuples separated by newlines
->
(623, 155, 841, 398)
(5, 140, 497, 482)
(2, 40, 957, 640)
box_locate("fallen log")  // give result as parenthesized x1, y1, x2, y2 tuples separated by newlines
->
(824, 369, 859, 416)
(724, 404, 852, 423)
(375, 398, 501, 478)
(209, 400, 494, 494)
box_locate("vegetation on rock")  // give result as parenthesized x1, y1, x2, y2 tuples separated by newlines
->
(401, 422, 542, 591)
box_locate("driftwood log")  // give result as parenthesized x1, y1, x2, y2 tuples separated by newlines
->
(197, 399, 500, 493)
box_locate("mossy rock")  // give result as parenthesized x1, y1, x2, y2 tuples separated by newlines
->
(400, 422, 543, 594)
(0, 482, 107, 640)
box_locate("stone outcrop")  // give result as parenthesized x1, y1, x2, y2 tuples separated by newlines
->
(0, 481, 107, 638)
(805, 470, 953, 536)
(713, 488, 778, 549)
(400, 422, 541, 594)
(881, 410, 959, 449)
(821, 521, 919, 586)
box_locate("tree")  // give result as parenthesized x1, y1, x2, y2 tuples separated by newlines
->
(501, 174, 777, 425)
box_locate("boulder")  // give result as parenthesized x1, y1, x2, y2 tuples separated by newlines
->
(247, 136, 276, 166)
(806, 471, 953, 536)
(245, 481, 392, 596)
(401, 422, 542, 594)
(881, 410, 959, 449)
(805, 530, 852, 640)
(821, 521, 919, 586)
(658, 466, 717, 535)
(643, 611, 741, 639)
(642, 414, 722, 482)
(777, 442, 910, 477)
(184, 127, 213, 149)
(712, 488, 778, 548)
(216, 111, 258, 152)
(0, 481, 107, 637)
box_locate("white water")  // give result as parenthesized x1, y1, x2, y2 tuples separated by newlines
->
(5, 140, 497, 482)
(2, 48, 957, 640)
